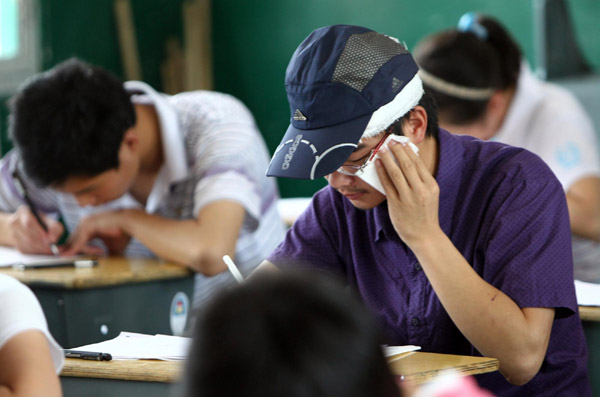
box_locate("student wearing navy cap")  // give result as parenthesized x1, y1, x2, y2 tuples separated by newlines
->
(263, 25, 591, 395)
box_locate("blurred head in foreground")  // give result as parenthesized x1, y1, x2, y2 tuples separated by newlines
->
(185, 269, 401, 397)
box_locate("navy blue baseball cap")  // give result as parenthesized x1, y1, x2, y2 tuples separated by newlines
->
(266, 24, 424, 180)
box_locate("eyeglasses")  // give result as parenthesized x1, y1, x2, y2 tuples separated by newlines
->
(336, 131, 391, 176)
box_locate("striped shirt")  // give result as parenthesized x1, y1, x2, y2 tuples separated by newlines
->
(0, 81, 286, 307)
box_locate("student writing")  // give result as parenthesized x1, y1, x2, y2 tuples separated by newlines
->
(0, 59, 286, 307)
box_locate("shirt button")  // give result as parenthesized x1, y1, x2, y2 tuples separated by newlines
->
(413, 262, 422, 271)
(411, 317, 420, 326)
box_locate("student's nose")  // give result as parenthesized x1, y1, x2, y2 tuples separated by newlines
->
(325, 171, 356, 190)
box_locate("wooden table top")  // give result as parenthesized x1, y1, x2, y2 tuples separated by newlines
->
(580, 305, 600, 322)
(61, 351, 499, 385)
(61, 358, 183, 383)
(0, 257, 192, 289)
(387, 351, 499, 384)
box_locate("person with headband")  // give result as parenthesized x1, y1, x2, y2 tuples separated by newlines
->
(261, 24, 591, 395)
(414, 13, 600, 284)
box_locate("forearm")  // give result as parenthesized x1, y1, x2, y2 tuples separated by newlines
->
(0, 331, 62, 397)
(567, 195, 600, 242)
(0, 381, 60, 397)
(0, 386, 35, 397)
(120, 201, 245, 275)
(410, 229, 551, 385)
(566, 177, 600, 241)
(120, 211, 228, 274)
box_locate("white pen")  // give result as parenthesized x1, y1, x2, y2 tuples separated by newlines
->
(223, 255, 244, 284)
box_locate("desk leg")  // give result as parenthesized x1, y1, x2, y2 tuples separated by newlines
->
(32, 276, 194, 348)
(35, 289, 69, 346)
(584, 321, 600, 397)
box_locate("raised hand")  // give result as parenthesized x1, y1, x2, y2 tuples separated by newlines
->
(375, 139, 441, 246)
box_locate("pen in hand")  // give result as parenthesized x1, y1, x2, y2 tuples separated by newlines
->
(64, 349, 112, 361)
(12, 169, 60, 255)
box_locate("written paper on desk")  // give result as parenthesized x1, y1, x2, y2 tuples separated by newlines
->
(71, 332, 191, 361)
(0, 246, 83, 267)
(575, 280, 600, 306)
(70, 332, 419, 362)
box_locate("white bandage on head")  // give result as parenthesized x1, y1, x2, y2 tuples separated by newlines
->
(361, 73, 424, 139)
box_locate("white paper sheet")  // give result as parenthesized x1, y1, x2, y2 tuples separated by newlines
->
(277, 197, 312, 226)
(575, 279, 600, 306)
(0, 246, 92, 268)
(0, 246, 57, 266)
(69, 332, 191, 361)
(383, 345, 421, 358)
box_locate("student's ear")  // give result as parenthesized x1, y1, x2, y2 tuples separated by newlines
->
(121, 128, 139, 152)
(404, 106, 428, 144)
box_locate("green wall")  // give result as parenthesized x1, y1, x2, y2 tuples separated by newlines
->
(2, 0, 599, 198)
(39, 0, 185, 87)
(0, 0, 185, 154)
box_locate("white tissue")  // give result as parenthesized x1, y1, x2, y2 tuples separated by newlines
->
(357, 135, 419, 194)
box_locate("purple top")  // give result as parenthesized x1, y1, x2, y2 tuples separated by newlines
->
(269, 129, 591, 396)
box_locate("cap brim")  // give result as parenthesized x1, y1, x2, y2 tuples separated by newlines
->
(266, 113, 372, 179)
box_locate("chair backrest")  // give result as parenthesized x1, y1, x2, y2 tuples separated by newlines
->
(533, 0, 591, 80)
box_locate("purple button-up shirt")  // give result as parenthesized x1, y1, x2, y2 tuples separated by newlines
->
(269, 129, 591, 396)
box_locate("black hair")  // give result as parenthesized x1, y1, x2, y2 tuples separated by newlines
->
(388, 89, 439, 139)
(184, 270, 401, 397)
(413, 14, 522, 125)
(8, 58, 136, 187)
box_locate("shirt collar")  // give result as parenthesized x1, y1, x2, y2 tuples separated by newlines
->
(374, 128, 463, 241)
(124, 81, 188, 212)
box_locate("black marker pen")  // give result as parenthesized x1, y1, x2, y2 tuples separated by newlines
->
(64, 349, 112, 361)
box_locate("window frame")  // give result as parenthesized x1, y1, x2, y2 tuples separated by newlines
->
(0, 0, 40, 95)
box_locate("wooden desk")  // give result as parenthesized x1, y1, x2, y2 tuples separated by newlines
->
(387, 352, 499, 384)
(580, 305, 600, 322)
(61, 359, 183, 397)
(60, 352, 499, 397)
(0, 257, 194, 347)
(61, 359, 182, 383)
